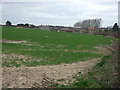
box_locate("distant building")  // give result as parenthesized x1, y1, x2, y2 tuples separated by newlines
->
(87, 27, 96, 33)
(118, 1, 120, 26)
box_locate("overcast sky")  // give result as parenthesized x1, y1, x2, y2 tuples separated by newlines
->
(1, 0, 120, 27)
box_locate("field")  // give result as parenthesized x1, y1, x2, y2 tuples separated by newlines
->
(2, 26, 117, 88)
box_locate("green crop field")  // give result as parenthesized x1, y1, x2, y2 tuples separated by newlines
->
(2, 26, 113, 67)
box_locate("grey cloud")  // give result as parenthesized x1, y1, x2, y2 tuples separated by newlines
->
(2, 1, 119, 27)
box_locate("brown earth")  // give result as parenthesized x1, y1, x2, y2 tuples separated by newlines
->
(0, 40, 26, 43)
(2, 58, 101, 88)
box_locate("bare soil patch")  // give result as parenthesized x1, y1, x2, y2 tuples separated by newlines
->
(95, 45, 113, 55)
(2, 58, 101, 88)
(0, 40, 26, 44)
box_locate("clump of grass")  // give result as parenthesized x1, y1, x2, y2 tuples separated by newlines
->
(52, 78, 102, 88)
(70, 78, 102, 88)
(57, 79, 65, 82)
(96, 55, 112, 67)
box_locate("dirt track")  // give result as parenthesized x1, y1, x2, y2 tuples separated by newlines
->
(2, 58, 101, 88)
(0, 40, 26, 43)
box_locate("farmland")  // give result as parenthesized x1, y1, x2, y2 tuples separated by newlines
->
(1, 26, 117, 88)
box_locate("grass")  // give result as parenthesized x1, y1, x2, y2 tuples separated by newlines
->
(2, 26, 112, 67)
(51, 55, 113, 88)
(52, 78, 102, 88)
(96, 55, 112, 67)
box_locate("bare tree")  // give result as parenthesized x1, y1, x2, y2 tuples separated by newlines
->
(74, 18, 102, 28)
(74, 21, 81, 27)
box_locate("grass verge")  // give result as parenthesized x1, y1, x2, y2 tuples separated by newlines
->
(51, 54, 118, 88)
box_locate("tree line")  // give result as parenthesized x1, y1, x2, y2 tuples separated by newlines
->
(6, 21, 35, 28)
(5, 20, 119, 31)
(74, 19, 119, 31)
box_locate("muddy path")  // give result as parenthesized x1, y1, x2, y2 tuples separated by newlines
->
(0, 40, 26, 43)
(2, 58, 101, 88)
